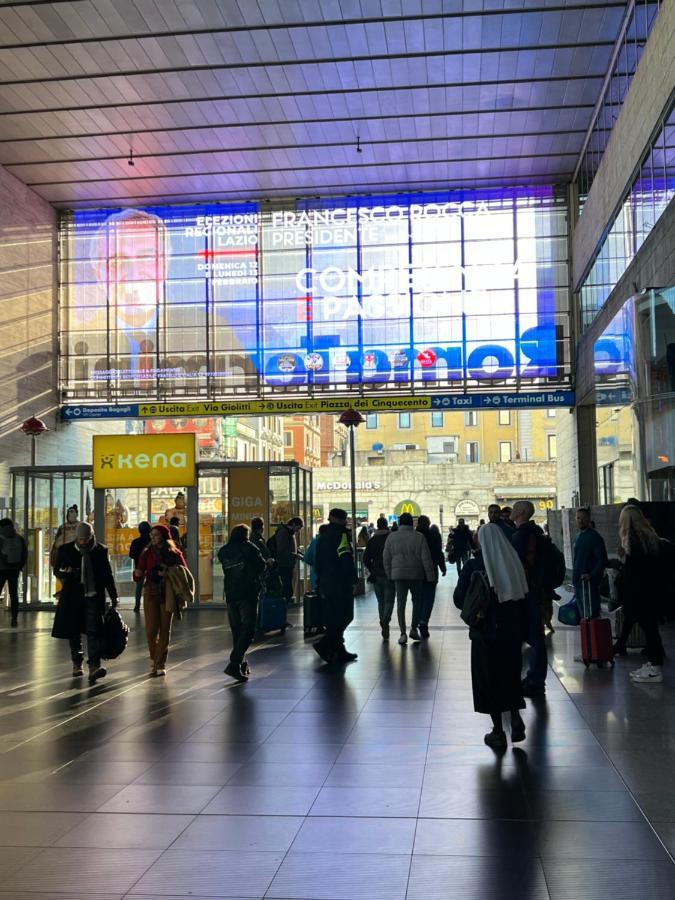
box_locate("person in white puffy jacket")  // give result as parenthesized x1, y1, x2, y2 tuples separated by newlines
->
(383, 513, 435, 645)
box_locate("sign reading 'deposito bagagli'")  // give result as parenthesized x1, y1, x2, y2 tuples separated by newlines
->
(92, 433, 197, 489)
(63, 390, 574, 421)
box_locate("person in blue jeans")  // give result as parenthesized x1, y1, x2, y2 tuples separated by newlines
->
(510, 500, 547, 696)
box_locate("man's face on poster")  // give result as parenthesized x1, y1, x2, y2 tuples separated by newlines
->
(92, 211, 169, 331)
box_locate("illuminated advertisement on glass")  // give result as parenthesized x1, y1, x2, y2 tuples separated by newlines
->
(59, 189, 570, 401)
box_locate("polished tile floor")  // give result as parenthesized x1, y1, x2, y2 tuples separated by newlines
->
(0, 577, 674, 900)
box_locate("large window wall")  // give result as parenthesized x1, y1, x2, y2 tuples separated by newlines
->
(59, 187, 571, 402)
(580, 98, 675, 329)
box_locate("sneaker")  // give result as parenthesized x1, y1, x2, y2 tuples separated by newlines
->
(419, 623, 430, 639)
(398, 632, 408, 645)
(313, 641, 333, 662)
(88, 666, 106, 685)
(381, 623, 390, 641)
(241, 660, 250, 677)
(154, 668, 166, 677)
(337, 648, 358, 662)
(224, 662, 248, 683)
(72, 665, 84, 677)
(409, 627, 421, 642)
(629, 663, 650, 679)
(631, 664, 663, 683)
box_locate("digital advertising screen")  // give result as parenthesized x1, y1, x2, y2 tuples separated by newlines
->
(59, 188, 570, 402)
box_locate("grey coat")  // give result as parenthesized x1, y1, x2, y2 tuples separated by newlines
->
(383, 526, 435, 582)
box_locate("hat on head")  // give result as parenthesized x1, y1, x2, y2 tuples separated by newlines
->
(76, 522, 94, 542)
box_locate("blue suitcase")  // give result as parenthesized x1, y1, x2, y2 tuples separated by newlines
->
(257, 595, 287, 635)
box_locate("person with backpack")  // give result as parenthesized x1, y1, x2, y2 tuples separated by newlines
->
(453, 523, 529, 750)
(313, 508, 359, 664)
(363, 517, 393, 640)
(510, 500, 549, 697)
(128, 522, 151, 613)
(416, 516, 446, 639)
(52, 522, 118, 684)
(218, 524, 267, 683)
(0, 518, 27, 627)
(268, 516, 304, 606)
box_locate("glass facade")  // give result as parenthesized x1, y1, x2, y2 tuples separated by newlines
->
(59, 188, 571, 402)
(580, 99, 675, 329)
(576, 0, 662, 211)
(593, 287, 675, 502)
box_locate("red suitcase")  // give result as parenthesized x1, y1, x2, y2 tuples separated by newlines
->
(580, 581, 614, 668)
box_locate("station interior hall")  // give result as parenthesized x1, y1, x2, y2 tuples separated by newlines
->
(0, 2, 675, 899)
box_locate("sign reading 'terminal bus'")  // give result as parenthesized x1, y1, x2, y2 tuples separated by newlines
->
(92, 433, 197, 489)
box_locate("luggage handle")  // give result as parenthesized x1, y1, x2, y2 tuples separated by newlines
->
(581, 578, 591, 620)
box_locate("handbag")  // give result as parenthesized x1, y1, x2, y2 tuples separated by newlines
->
(557, 596, 580, 626)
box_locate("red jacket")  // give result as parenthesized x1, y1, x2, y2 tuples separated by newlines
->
(133, 544, 186, 582)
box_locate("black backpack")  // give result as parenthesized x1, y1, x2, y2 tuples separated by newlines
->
(460, 570, 492, 629)
(266, 529, 279, 559)
(100, 607, 129, 660)
(539, 535, 566, 590)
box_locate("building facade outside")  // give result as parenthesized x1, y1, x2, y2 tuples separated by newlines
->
(284, 415, 322, 468)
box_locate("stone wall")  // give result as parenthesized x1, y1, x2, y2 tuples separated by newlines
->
(0, 163, 116, 497)
(313, 460, 557, 529)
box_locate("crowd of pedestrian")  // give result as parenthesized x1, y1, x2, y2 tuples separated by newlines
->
(1, 495, 669, 740)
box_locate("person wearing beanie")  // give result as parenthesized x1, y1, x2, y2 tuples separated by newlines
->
(51, 521, 118, 684)
(313, 508, 359, 664)
(128, 522, 151, 613)
(134, 524, 187, 677)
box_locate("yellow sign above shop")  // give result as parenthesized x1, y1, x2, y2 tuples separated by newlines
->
(137, 396, 433, 418)
(228, 466, 266, 530)
(92, 433, 197, 489)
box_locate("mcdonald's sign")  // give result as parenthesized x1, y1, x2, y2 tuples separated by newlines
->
(394, 499, 422, 517)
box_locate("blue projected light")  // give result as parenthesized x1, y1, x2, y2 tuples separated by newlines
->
(63, 188, 567, 397)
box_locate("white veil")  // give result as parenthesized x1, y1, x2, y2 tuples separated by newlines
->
(478, 522, 529, 604)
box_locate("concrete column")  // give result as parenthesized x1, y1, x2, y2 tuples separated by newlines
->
(576, 405, 598, 505)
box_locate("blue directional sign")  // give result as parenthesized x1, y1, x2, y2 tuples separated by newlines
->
(62, 404, 140, 420)
(429, 391, 575, 410)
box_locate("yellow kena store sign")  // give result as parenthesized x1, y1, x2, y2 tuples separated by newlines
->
(93, 434, 197, 489)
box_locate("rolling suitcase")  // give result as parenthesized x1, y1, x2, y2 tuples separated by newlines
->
(580, 581, 614, 668)
(303, 591, 324, 636)
(257, 595, 287, 636)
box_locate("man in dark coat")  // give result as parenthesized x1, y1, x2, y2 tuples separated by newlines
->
(314, 508, 358, 664)
(219, 524, 266, 683)
(363, 517, 393, 639)
(451, 519, 472, 574)
(0, 518, 28, 627)
(52, 522, 118, 684)
(271, 516, 304, 605)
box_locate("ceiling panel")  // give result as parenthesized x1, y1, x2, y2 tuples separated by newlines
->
(0, 0, 630, 208)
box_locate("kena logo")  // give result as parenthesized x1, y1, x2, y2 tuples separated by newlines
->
(99, 452, 188, 471)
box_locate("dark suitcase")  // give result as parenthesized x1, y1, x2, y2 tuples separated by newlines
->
(257, 595, 287, 635)
(303, 591, 324, 636)
(580, 581, 614, 668)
